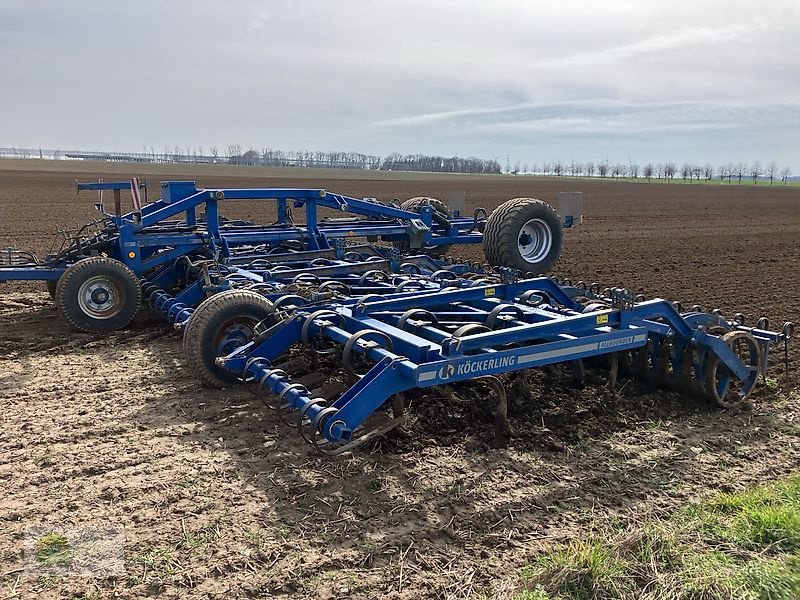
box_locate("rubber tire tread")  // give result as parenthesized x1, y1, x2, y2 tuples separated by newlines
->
(183, 290, 274, 389)
(401, 197, 449, 217)
(55, 257, 142, 333)
(483, 197, 563, 274)
(396, 197, 450, 255)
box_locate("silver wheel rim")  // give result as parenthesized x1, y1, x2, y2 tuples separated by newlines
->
(517, 218, 553, 263)
(77, 276, 122, 319)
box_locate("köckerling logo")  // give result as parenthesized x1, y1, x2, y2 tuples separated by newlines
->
(439, 356, 516, 380)
(438, 364, 455, 380)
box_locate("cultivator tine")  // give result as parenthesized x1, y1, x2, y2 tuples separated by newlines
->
(571, 360, 586, 385)
(254, 369, 289, 411)
(294, 371, 326, 391)
(311, 381, 349, 403)
(272, 357, 310, 376)
(608, 353, 619, 394)
(315, 415, 408, 456)
(782, 322, 795, 385)
(479, 376, 511, 441)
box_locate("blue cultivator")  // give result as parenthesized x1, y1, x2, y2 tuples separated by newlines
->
(1, 177, 793, 453)
(1, 179, 569, 333)
(199, 272, 793, 454)
(140, 244, 486, 329)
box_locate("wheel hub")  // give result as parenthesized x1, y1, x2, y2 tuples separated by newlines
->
(517, 218, 553, 262)
(91, 288, 110, 305)
(78, 277, 121, 319)
(215, 321, 257, 357)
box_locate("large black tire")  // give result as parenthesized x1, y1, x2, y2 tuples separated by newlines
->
(55, 257, 142, 333)
(395, 196, 450, 256)
(183, 290, 273, 388)
(483, 198, 563, 274)
(401, 197, 449, 218)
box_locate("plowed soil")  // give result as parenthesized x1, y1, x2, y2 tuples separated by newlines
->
(1, 161, 799, 599)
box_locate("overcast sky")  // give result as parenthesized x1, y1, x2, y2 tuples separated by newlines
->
(1, 0, 798, 168)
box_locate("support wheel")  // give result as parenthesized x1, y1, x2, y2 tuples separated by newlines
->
(402, 196, 449, 218)
(56, 257, 141, 333)
(483, 198, 563, 274)
(703, 331, 762, 408)
(183, 290, 273, 388)
(394, 196, 450, 256)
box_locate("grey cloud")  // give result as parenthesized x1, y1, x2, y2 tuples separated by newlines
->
(0, 0, 797, 167)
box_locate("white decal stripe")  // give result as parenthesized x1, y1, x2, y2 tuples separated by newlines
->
(518, 333, 648, 365)
(420, 333, 648, 380)
(519, 342, 599, 364)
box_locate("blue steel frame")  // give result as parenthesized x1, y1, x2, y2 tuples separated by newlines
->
(0, 181, 490, 284)
(139, 244, 485, 328)
(219, 278, 787, 446)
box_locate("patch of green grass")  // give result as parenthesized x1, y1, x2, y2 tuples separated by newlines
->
(177, 473, 209, 489)
(519, 476, 800, 599)
(33, 449, 55, 467)
(695, 475, 800, 551)
(522, 540, 630, 599)
(178, 521, 220, 550)
(129, 547, 180, 581)
(242, 527, 266, 549)
(34, 573, 59, 591)
(34, 531, 72, 567)
(241, 526, 278, 563)
(517, 586, 554, 600)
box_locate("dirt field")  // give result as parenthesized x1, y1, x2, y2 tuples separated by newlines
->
(1, 161, 798, 599)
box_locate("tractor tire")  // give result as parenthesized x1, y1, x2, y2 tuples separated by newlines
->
(395, 196, 450, 256)
(55, 257, 142, 333)
(183, 290, 273, 388)
(483, 197, 563, 274)
(401, 197, 449, 218)
(46, 279, 58, 301)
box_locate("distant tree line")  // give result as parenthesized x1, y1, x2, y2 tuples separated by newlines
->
(0, 145, 500, 175)
(1, 145, 792, 182)
(381, 153, 501, 174)
(223, 146, 501, 174)
(516, 159, 793, 185)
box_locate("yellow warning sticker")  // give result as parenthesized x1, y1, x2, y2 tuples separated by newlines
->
(484, 287, 496, 297)
(596, 314, 609, 325)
